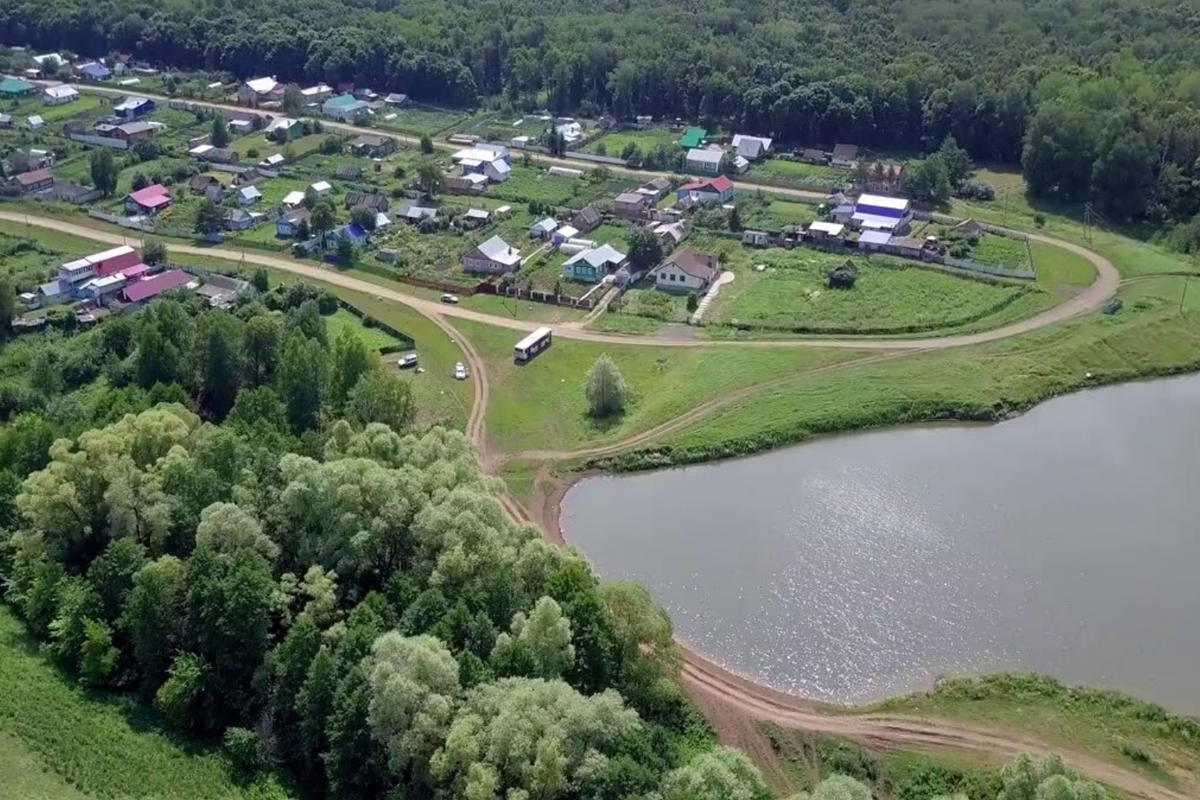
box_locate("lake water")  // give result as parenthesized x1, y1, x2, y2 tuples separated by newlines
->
(561, 375, 1200, 712)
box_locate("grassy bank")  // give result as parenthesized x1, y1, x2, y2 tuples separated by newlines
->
(0, 607, 293, 800)
(871, 674, 1200, 789)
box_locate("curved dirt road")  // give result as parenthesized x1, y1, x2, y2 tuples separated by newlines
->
(0, 213, 1118, 354)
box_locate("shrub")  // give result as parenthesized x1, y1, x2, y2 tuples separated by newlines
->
(223, 727, 264, 774)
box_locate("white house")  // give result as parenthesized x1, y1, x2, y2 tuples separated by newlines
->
(452, 147, 511, 183)
(685, 148, 723, 175)
(463, 235, 521, 274)
(282, 191, 306, 208)
(310, 181, 332, 197)
(554, 121, 584, 144)
(531, 217, 558, 239)
(731, 134, 772, 161)
(650, 249, 720, 294)
(239, 77, 279, 106)
(238, 186, 262, 206)
(42, 84, 78, 106)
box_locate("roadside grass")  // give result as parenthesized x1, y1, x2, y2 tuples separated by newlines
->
(587, 312, 664, 335)
(324, 307, 402, 349)
(707, 245, 1034, 334)
(584, 128, 679, 155)
(451, 317, 867, 454)
(759, 725, 1004, 800)
(868, 674, 1200, 789)
(615, 287, 691, 323)
(0, 606, 294, 800)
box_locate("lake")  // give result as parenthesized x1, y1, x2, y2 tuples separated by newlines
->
(561, 375, 1200, 712)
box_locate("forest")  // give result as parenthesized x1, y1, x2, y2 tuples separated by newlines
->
(6, 0, 1200, 228)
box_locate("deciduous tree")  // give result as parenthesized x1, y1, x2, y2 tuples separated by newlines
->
(584, 354, 627, 418)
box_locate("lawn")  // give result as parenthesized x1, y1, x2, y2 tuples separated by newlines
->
(707, 244, 1034, 334)
(325, 307, 404, 350)
(614, 286, 691, 322)
(376, 106, 471, 137)
(0, 607, 294, 800)
(746, 158, 850, 188)
(452, 317, 866, 454)
(584, 128, 679, 156)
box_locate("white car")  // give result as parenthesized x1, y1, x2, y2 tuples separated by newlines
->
(441, 293, 460, 304)
(453, 362, 467, 380)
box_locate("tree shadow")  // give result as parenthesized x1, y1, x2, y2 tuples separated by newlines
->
(583, 409, 626, 435)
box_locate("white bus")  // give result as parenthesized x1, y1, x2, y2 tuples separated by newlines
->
(514, 326, 552, 362)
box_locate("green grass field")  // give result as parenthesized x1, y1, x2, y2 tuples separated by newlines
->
(0, 607, 294, 800)
(452, 317, 866, 454)
(747, 158, 850, 185)
(325, 307, 404, 350)
(707, 245, 1034, 334)
(377, 106, 471, 137)
(584, 128, 679, 156)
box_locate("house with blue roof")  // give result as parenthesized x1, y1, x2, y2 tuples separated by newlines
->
(850, 193, 912, 235)
(322, 94, 370, 122)
(80, 62, 112, 81)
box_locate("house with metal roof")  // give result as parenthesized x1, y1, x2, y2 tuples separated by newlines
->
(562, 244, 628, 283)
(680, 127, 707, 149)
(0, 76, 36, 97)
(685, 148, 724, 175)
(463, 235, 521, 274)
(731, 134, 772, 161)
(322, 94, 370, 122)
(113, 96, 154, 118)
(42, 84, 78, 106)
(123, 270, 193, 304)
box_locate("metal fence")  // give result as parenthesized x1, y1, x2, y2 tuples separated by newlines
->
(937, 256, 1035, 280)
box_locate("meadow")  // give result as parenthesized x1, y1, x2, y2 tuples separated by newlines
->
(0, 607, 294, 800)
(583, 128, 680, 155)
(705, 244, 1036, 334)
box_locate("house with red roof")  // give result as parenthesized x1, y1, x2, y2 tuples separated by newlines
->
(121, 269, 192, 304)
(125, 184, 171, 215)
(676, 175, 734, 204)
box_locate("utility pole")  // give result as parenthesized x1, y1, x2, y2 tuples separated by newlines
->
(1083, 203, 1093, 243)
(1180, 275, 1190, 315)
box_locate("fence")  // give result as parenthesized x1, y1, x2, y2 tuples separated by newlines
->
(335, 298, 416, 352)
(478, 282, 596, 309)
(68, 132, 129, 150)
(937, 255, 1036, 280)
(562, 149, 629, 167)
(87, 209, 156, 233)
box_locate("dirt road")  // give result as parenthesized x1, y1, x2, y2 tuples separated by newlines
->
(0, 213, 1119, 353)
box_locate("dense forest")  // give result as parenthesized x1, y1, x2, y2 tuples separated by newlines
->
(6, 1, 1200, 228)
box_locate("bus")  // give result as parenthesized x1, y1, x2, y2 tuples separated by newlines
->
(514, 326, 552, 363)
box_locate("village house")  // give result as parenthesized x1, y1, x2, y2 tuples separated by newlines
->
(322, 94, 370, 122)
(237, 186, 262, 206)
(463, 235, 521, 274)
(350, 133, 396, 157)
(264, 117, 303, 141)
(452, 146, 511, 183)
(530, 218, 558, 239)
(652, 219, 691, 246)
(685, 148, 724, 175)
(260, 154, 286, 169)
(883, 235, 930, 259)
(229, 118, 255, 136)
(0, 114, 12, 128)
(12, 168, 54, 194)
(239, 77, 281, 107)
(857, 230, 893, 252)
(301, 84, 334, 103)
(680, 127, 706, 149)
(637, 177, 672, 202)
(651, 249, 720, 294)
(554, 120, 584, 145)
(224, 208, 256, 231)
(191, 145, 239, 164)
(344, 192, 389, 213)
(113, 96, 154, 118)
(462, 208, 491, 227)
(731, 134, 772, 161)
(397, 201, 437, 222)
(189, 174, 223, 199)
(281, 190, 306, 208)
(807, 220, 846, 243)
(677, 175, 734, 204)
(122, 270, 193, 306)
(335, 165, 363, 181)
(58, 246, 143, 296)
(562, 244, 627, 283)
(125, 184, 171, 215)
(310, 181, 332, 198)
(42, 84, 79, 106)
(445, 174, 488, 194)
(114, 121, 157, 143)
(851, 193, 912, 235)
(79, 62, 112, 81)
(0, 76, 36, 98)
(571, 205, 603, 234)
(384, 93, 408, 107)
(613, 191, 653, 221)
(831, 143, 859, 167)
(50, 183, 102, 204)
(277, 207, 310, 238)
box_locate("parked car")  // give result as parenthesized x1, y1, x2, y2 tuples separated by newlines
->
(453, 362, 467, 380)
(441, 293, 460, 304)
(398, 353, 419, 368)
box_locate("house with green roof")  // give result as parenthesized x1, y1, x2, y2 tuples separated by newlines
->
(0, 76, 36, 98)
(322, 93, 370, 122)
(680, 126, 707, 149)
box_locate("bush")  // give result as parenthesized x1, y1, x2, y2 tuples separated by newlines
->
(827, 261, 858, 289)
(1034, 213, 1046, 228)
(246, 148, 259, 159)
(222, 727, 264, 774)
(686, 292, 699, 312)
(956, 180, 996, 201)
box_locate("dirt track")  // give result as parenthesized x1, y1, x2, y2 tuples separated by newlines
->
(5, 203, 1173, 798)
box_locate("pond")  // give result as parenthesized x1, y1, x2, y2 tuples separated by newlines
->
(561, 375, 1200, 712)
